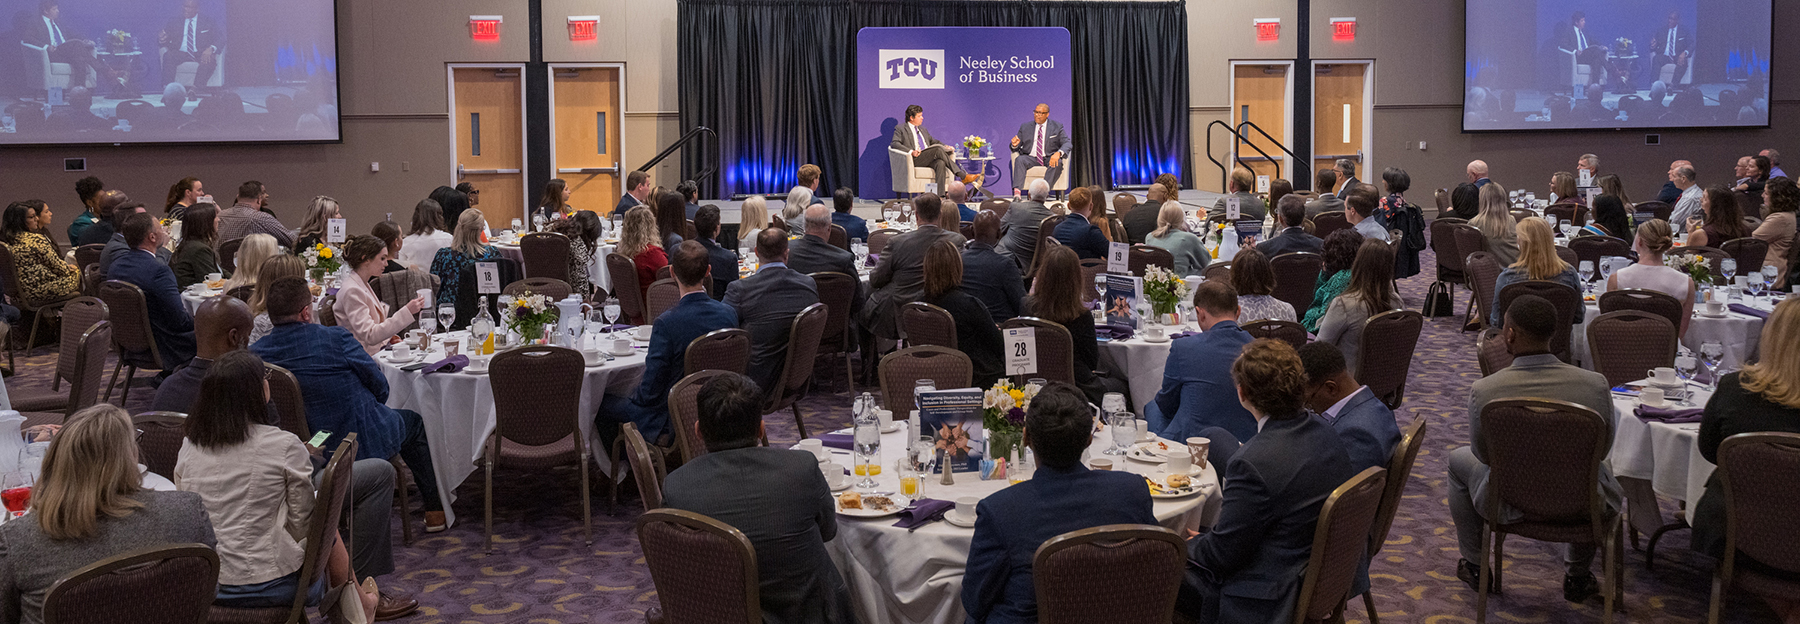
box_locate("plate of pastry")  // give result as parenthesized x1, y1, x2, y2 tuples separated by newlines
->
(835, 491, 910, 518)
(1143, 472, 1206, 499)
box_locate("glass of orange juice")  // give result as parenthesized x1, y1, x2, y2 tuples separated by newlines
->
(898, 461, 920, 496)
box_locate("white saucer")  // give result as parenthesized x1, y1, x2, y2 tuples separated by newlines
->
(880, 423, 903, 434)
(1697, 310, 1728, 319)
(1142, 335, 1171, 343)
(944, 510, 977, 528)
(828, 474, 852, 491)
(605, 349, 635, 357)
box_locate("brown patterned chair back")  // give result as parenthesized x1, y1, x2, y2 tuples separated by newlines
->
(315, 293, 338, 327)
(1586, 311, 1678, 388)
(1567, 236, 1630, 272)
(636, 508, 761, 624)
(1554, 245, 1579, 268)
(504, 277, 572, 302)
(1201, 261, 1232, 284)
(770, 215, 787, 233)
(621, 422, 666, 512)
(1127, 244, 1174, 276)
(216, 237, 243, 271)
(65, 322, 111, 415)
(265, 364, 310, 441)
(767, 304, 829, 417)
(224, 285, 254, 302)
(877, 346, 973, 413)
(1636, 201, 1673, 222)
(55, 297, 107, 389)
(1312, 211, 1350, 241)
(132, 411, 186, 480)
(655, 265, 672, 282)
(1475, 327, 1513, 377)
(1463, 252, 1503, 329)
(1370, 418, 1428, 556)
(1720, 238, 1770, 275)
(983, 198, 1013, 220)
(1293, 467, 1389, 624)
(827, 224, 849, 251)
(1545, 202, 1589, 227)
(867, 229, 902, 256)
(667, 370, 738, 464)
(1597, 288, 1685, 335)
(1270, 252, 1324, 314)
(684, 328, 750, 377)
(81, 263, 102, 297)
(72, 243, 105, 272)
(0, 244, 20, 305)
(606, 253, 646, 325)
(1495, 280, 1580, 360)
(42, 543, 218, 624)
(370, 269, 439, 332)
(643, 278, 681, 322)
(97, 280, 164, 371)
(1716, 433, 1800, 582)
(1079, 259, 1106, 304)
(1477, 399, 1609, 523)
(1430, 218, 1468, 282)
(1451, 224, 1490, 261)
(1357, 309, 1423, 409)
(998, 317, 1076, 385)
(1242, 319, 1308, 350)
(520, 232, 572, 282)
(1029, 214, 1068, 277)
(899, 301, 957, 349)
(1033, 524, 1185, 624)
(808, 272, 857, 356)
(491, 346, 585, 448)
(1109, 193, 1135, 224)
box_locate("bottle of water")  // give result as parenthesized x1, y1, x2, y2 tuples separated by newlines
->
(471, 296, 495, 354)
(853, 398, 881, 489)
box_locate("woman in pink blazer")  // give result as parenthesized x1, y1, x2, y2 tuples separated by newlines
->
(332, 235, 426, 354)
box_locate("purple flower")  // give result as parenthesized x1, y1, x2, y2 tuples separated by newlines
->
(1005, 407, 1026, 425)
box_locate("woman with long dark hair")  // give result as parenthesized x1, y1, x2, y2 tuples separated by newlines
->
(654, 189, 688, 250)
(534, 178, 572, 222)
(171, 202, 226, 289)
(1687, 185, 1749, 248)
(399, 199, 451, 270)
(1028, 245, 1127, 405)
(165, 176, 203, 219)
(0, 200, 79, 305)
(1582, 174, 1632, 237)
(1755, 176, 1797, 283)
(1315, 239, 1401, 377)
(428, 185, 472, 229)
(923, 241, 1003, 388)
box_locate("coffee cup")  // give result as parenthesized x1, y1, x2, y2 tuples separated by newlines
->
(819, 460, 842, 486)
(1088, 458, 1113, 471)
(796, 438, 825, 460)
(1166, 449, 1193, 473)
(582, 348, 605, 366)
(404, 331, 423, 347)
(390, 344, 411, 360)
(633, 325, 652, 341)
(1145, 325, 1165, 341)
(205, 272, 222, 283)
(466, 355, 490, 372)
(1706, 300, 1725, 316)
(1136, 419, 1151, 442)
(954, 496, 979, 519)
(1186, 437, 1212, 469)
(416, 288, 433, 305)
(1640, 387, 1666, 408)
(877, 409, 894, 431)
(1648, 367, 1679, 386)
(444, 341, 461, 358)
(611, 338, 633, 355)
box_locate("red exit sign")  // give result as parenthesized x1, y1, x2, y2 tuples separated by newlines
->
(1331, 17, 1357, 41)
(568, 16, 597, 41)
(1254, 18, 1280, 42)
(469, 15, 502, 40)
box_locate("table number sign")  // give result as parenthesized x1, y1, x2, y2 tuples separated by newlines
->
(475, 262, 501, 294)
(326, 218, 347, 243)
(1004, 327, 1037, 376)
(1226, 196, 1241, 220)
(1107, 242, 1130, 274)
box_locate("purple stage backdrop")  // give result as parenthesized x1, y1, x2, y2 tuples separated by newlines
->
(857, 27, 1071, 199)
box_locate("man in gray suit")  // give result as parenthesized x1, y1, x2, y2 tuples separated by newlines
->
(1447, 295, 1620, 604)
(1207, 167, 1268, 223)
(1304, 168, 1344, 220)
(891, 104, 963, 192)
(724, 228, 820, 395)
(1333, 159, 1361, 201)
(1010, 103, 1071, 196)
(862, 193, 965, 340)
(662, 373, 855, 624)
(787, 203, 863, 316)
(997, 179, 1054, 271)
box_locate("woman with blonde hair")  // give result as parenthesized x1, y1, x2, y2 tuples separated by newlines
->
(738, 195, 770, 250)
(782, 187, 812, 235)
(1488, 216, 1582, 327)
(248, 255, 307, 344)
(1471, 182, 1521, 266)
(1605, 219, 1695, 336)
(224, 233, 278, 291)
(1145, 202, 1208, 276)
(428, 209, 500, 309)
(294, 196, 342, 253)
(0, 404, 215, 624)
(619, 205, 667, 297)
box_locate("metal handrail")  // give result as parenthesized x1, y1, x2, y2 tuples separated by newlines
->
(1236, 120, 1303, 178)
(637, 126, 718, 185)
(1205, 120, 1282, 189)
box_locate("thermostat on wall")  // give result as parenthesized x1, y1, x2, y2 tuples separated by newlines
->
(63, 158, 85, 172)
(1645, 134, 1661, 146)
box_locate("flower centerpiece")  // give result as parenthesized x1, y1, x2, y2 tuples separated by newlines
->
(962, 135, 988, 156)
(103, 29, 134, 54)
(300, 242, 341, 282)
(1614, 37, 1634, 56)
(1142, 265, 1190, 319)
(507, 292, 559, 343)
(1665, 253, 1712, 286)
(982, 379, 1038, 462)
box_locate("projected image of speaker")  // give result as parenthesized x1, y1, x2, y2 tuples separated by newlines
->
(0, 0, 338, 144)
(1464, 0, 1770, 132)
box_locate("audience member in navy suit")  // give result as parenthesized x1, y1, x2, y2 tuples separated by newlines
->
(959, 211, 1026, 324)
(962, 382, 1156, 624)
(1177, 340, 1358, 624)
(599, 241, 738, 445)
(1050, 187, 1109, 260)
(691, 204, 738, 299)
(724, 228, 820, 395)
(1147, 281, 1257, 443)
(107, 212, 196, 367)
(1299, 340, 1401, 601)
(1255, 195, 1324, 258)
(948, 180, 979, 222)
(828, 188, 869, 243)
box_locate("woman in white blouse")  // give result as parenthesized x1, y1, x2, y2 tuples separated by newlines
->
(333, 236, 426, 355)
(175, 351, 376, 615)
(1605, 219, 1696, 337)
(397, 199, 453, 271)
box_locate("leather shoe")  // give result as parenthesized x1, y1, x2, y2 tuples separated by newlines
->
(961, 173, 983, 185)
(424, 511, 448, 533)
(374, 590, 419, 621)
(1456, 558, 1500, 594)
(1564, 572, 1600, 603)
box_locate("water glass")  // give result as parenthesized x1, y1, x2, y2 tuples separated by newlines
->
(602, 297, 622, 329)
(509, 218, 524, 233)
(436, 305, 456, 332)
(1101, 392, 1127, 415)
(1578, 261, 1595, 293)
(1674, 354, 1699, 406)
(1721, 259, 1738, 283)
(1105, 412, 1135, 456)
(1700, 341, 1725, 390)
(913, 379, 936, 413)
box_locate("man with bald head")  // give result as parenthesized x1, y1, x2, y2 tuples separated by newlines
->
(1658, 159, 1693, 204)
(1010, 103, 1070, 196)
(947, 180, 978, 222)
(1467, 160, 1491, 188)
(151, 296, 252, 413)
(961, 210, 1026, 323)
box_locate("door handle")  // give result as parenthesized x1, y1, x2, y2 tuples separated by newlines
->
(557, 167, 618, 174)
(457, 164, 522, 179)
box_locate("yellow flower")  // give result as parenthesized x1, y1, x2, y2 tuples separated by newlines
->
(1008, 389, 1024, 402)
(319, 247, 333, 259)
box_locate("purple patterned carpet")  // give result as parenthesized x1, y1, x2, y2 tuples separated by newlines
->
(10, 240, 1776, 623)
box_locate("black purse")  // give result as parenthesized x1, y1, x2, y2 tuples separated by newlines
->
(1423, 281, 1455, 317)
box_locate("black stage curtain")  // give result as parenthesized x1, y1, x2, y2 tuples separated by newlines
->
(678, 0, 1189, 198)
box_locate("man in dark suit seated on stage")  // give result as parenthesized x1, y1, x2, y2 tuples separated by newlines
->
(962, 381, 1155, 624)
(1177, 339, 1358, 624)
(996, 180, 1052, 270)
(599, 241, 737, 445)
(1009, 103, 1070, 197)
(1256, 195, 1324, 258)
(158, 0, 219, 87)
(961, 210, 1025, 324)
(107, 212, 196, 367)
(1122, 183, 1168, 244)
(787, 203, 863, 316)
(1557, 11, 1610, 88)
(691, 204, 738, 299)
(1649, 10, 1692, 86)
(20, 1, 120, 94)
(891, 104, 966, 191)
(662, 373, 855, 624)
(860, 193, 964, 340)
(1051, 187, 1108, 260)
(725, 228, 820, 394)
(828, 188, 869, 242)
(614, 170, 651, 217)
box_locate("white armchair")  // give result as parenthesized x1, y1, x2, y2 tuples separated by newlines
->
(1657, 57, 1693, 86)
(889, 147, 936, 196)
(1560, 48, 1594, 96)
(20, 41, 95, 93)
(1022, 154, 1072, 194)
(160, 46, 224, 88)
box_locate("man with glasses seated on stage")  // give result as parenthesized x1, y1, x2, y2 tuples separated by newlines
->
(1009, 103, 1070, 197)
(892, 104, 973, 192)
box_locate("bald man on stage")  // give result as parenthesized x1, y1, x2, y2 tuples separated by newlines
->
(1010, 103, 1070, 195)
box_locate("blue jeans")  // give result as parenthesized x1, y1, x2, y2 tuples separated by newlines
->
(215, 568, 328, 608)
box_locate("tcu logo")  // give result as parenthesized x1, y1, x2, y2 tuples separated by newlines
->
(878, 49, 945, 89)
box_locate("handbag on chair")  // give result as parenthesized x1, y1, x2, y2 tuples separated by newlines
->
(1423, 281, 1455, 317)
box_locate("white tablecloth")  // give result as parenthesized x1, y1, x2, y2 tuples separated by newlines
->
(822, 424, 1219, 624)
(1571, 298, 1771, 372)
(1097, 325, 1192, 416)
(376, 331, 647, 527)
(493, 240, 614, 293)
(1606, 387, 1716, 524)
(181, 288, 218, 315)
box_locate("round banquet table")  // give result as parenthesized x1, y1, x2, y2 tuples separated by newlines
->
(181, 288, 216, 315)
(1607, 383, 1716, 527)
(1097, 322, 1197, 417)
(375, 330, 648, 527)
(1569, 294, 1776, 372)
(492, 238, 615, 293)
(819, 423, 1220, 624)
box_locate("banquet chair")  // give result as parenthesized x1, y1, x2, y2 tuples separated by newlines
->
(1270, 252, 1325, 315)
(606, 253, 647, 325)
(81, 263, 102, 298)
(484, 346, 593, 550)
(1586, 311, 1678, 388)
(1597, 289, 1685, 336)
(217, 238, 243, 272)
(667, 370, 738, 465)
(73, 243, 105, 273)
(48, 296, 106, 394)
(225, 285, 254, 302)
(1109, 193, 1136, 229)
(504, 277, 572, 302)
(315, 294, 338, 326)
(1022, 154, 1073, 195)
(1360, 418, 1428, 624)
(370, 269, 439, 332)
(636, 508, 761, 624)
(1546, 203, 1589, 227)
(1706, 432, 1800, 624)
(1312, 211, 1351, 241)
(1241, 319, 1308, 350)
(1201, 262, 1232, 284)
(1127, 244, 1174, 276)
(867, 229, 902, 257)
(899, 301, 957, 348)
(683, 328, 751, 376)
(770, 215, 787, 233)
(1555, 245, 1579, 268)
(208, 435, 357, 624)
(42, 543, 219, 624)
(1079, 259, 1106, 305)
(654, 265, 672, 282)
(1636, 201, 1675, 222)
(1356, 309, 1423, 409)
(1473, 399, 1623, 624)
(1567, 236, 1630, 274)
(1033, 524, 1185, 624)
(1719, 238, 1770, 277)
(1463, 251, 1503, 332)
(131, 411, 186, 480)
(520, 231, 573, 283)
(1431, 218, 1468, 285)
(643, 278, 681, 322)
(1494, 280, 1580, 362)
(1293, 467, 1389, 624)
(999, 317, 1075, 385)
(808, 271, 859, 393)
(1475, 328, 1513, 377)
(97, 281, 166, 406)
(982, 198, 1012, 220)
(1028, 215, 1068, 278)
(878, 346, 973, 414)
(0, 243, 75, 358)
(764, 303, 828, 439)
(620, 422, 667, 513)
(17, 321, 111, 428)
(827, 224, 849, 251)
(1509, 209, 1534, 223)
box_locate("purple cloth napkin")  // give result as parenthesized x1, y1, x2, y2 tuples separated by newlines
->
(1635, 405, 1705, 423)
(1098, 323, 1135, 340)
(1169, 331, 1200, 340)
(892, 498, 955, 530)
(422, 355, 468, 375)
(818, 433, 854, 450)
(1728, 303, 1771, 320)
